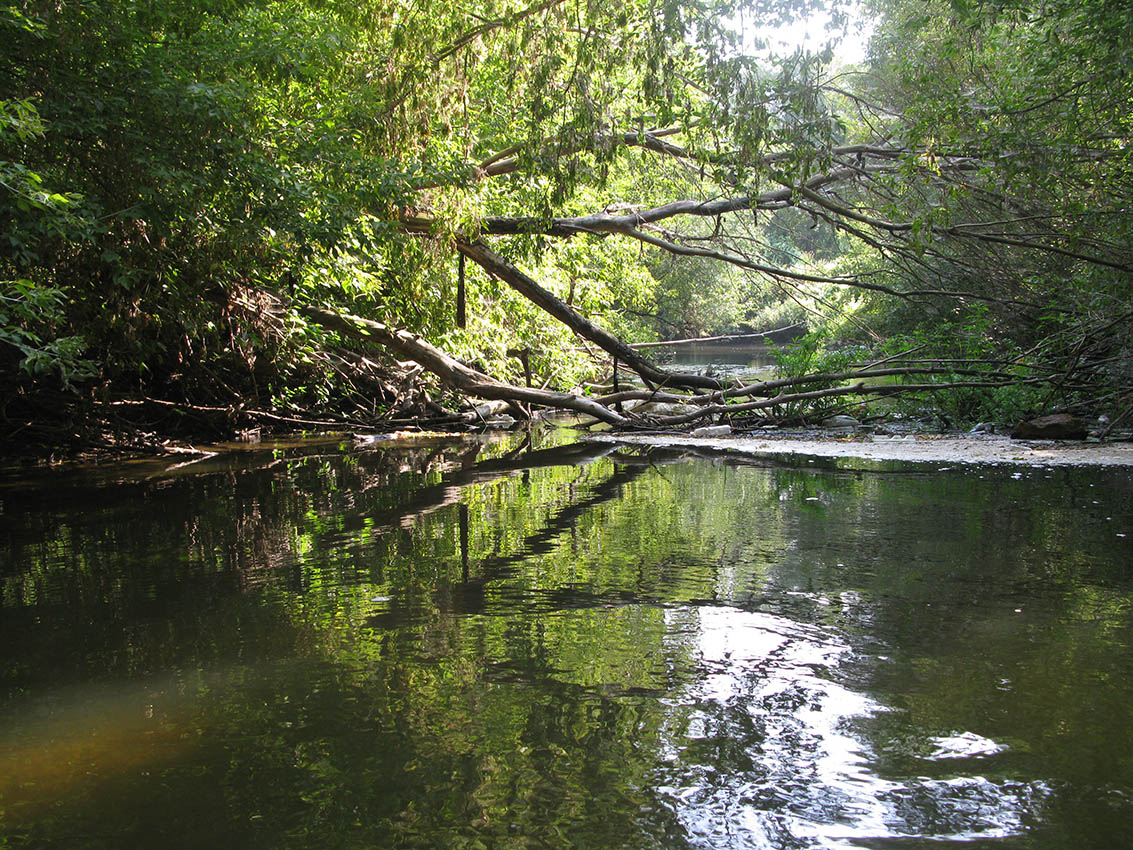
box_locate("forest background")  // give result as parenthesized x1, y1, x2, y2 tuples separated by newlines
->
(2, 0, 1130, 455)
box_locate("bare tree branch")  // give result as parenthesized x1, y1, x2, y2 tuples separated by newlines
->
(455, 241, 724, 391)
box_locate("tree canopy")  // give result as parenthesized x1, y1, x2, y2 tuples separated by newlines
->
(2, 0, 1130, 453)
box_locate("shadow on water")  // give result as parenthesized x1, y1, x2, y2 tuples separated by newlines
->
(1, 433, 1131, 848)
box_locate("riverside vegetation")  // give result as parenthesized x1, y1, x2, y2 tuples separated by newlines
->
(2, 0, 1131, 458)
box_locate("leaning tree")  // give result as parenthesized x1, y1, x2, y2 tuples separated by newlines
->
(3, 0, 1130, 447)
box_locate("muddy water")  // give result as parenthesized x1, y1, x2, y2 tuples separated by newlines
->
(1, 433, 1131, 848)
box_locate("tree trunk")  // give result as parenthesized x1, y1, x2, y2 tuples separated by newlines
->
(456, 240, 723, 391)
(629, 325, 802, 348)
(301, 306, 628, 425)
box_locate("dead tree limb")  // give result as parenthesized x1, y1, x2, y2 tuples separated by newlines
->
(455, 240, 723, 391)
(648, 384, 870, 427)
(302, 305, 628, 425)
(646, 374, 1060, 428)
(692, 365, 1025, 404)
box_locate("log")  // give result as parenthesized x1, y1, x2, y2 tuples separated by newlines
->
(301, 306, 627, 425)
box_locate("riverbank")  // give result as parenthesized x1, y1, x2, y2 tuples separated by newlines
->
(592, 430, 1133, 467)
(6, 412, 1133, 471)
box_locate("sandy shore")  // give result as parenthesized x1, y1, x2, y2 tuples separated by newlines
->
(593, 431, 1133, 467)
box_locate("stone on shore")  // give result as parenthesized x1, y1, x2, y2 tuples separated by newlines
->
(1010, 413, 1087, 440)
(690, 424, 732, 437)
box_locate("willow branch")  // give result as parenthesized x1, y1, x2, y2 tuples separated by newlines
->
(432, 0, 565, 63)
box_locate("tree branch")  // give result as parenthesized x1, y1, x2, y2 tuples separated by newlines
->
(455, 240, 724, 391)
(301, 306, 628, 425)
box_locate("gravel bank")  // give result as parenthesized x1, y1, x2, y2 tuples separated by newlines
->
(593, 431, 1133, 467)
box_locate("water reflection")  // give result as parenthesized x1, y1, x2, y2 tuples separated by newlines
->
(656, 342, 779, 382)
(1, 434, 1131, 849)
(656, 607, 1050, 848)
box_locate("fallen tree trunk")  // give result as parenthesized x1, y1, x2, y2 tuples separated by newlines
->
(302, 305, 628, 425)
(456, 240, 723, 392)
(299, 303, 1077, 435)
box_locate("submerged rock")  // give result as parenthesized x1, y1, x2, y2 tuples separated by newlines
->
(925, 731, 1008, 760)
(1010, 413, 1087, 440)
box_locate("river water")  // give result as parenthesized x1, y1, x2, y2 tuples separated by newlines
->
(655, 341, 778, 382)
(2, 431, 1131, 849)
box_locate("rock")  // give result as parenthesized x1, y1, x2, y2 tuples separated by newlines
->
(690, 425, 732, 437)
(1010, 413, 1087, 440)
(822, 415, 860, 429)
(353, 432, 394, 444)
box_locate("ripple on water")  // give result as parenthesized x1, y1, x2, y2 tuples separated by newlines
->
(653, 606, 1050, 848)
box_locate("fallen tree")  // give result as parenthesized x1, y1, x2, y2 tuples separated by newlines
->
(300, 306, 631, 426)
(298, 294, 1108, 433)
(629, 325, 802, 349)
(4, 0, 1130, 457)
(454, 241, 723, 392)
(298, 138, 1131, 434)
(327, 146, 1124, 430)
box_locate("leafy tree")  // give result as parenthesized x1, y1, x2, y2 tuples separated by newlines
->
(2, 0, 1130, 452)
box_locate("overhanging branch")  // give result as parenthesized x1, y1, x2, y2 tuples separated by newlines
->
(455, 240, 724, 391)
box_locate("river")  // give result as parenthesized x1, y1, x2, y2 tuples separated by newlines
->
(655, 341, 779, 382)
(2, 430, 1131, 849)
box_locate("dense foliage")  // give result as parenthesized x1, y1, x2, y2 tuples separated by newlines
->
(1, 0, 1130, 453)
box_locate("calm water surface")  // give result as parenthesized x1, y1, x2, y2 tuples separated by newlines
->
(656, 342, 778, 381)
(2, 432, 1132, 849)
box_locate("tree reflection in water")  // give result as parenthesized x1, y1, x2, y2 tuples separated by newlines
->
(1, 433, 1130, 848)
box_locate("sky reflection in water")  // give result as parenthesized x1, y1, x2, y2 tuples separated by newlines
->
(654, 606, 1046, 848)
